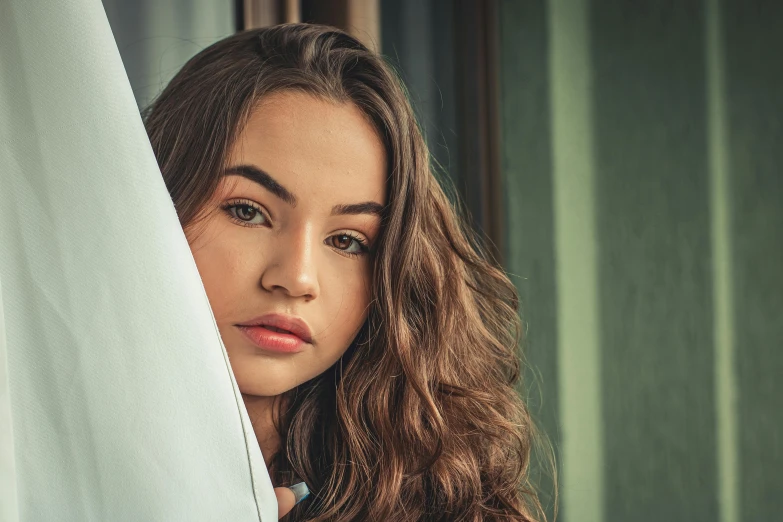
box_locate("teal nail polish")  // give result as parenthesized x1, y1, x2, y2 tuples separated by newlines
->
(289, 482, 310, 505)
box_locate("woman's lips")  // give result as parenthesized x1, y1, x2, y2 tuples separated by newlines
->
(237, 325, 308, 354)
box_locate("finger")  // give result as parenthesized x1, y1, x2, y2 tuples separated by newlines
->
(274, 487, 296, 519)
(274, 482, 309, 519)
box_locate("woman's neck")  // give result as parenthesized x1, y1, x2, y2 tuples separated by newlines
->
(242, 393, 281, 468)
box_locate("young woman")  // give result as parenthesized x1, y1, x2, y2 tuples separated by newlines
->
(144, 23, 544, 521)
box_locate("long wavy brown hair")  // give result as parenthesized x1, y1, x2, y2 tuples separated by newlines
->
(144, 23, 545, 521)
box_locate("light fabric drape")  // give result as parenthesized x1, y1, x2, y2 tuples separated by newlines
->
(0, 0, 277, 520)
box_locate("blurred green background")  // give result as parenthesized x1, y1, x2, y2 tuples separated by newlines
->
(103, 0, 782, 520)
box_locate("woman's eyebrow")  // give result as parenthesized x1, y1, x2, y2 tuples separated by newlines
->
(225, 165, 382, 216)
(224, 165, 297, 206)
(331, 202, 385, 217)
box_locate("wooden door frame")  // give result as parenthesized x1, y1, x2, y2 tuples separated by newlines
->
(238, 0, 379, 53)
(453, 0, 505, 265)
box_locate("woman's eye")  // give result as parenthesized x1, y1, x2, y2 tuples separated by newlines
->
(226, 203, 267, 225)
(328, 234, 366, 255)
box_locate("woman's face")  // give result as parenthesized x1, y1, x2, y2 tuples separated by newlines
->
(186, 91, 387, 397)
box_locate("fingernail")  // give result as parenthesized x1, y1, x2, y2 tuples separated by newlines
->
(289, 482, 310, 505)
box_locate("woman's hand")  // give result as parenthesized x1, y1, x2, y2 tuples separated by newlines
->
(274, 482, 309, 519)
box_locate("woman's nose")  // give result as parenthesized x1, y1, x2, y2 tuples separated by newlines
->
(259, 227, 320, 300)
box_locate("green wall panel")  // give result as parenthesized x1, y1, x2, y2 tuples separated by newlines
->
(590, 2, 719, 520)
(723, 1, 783, 519)
(498, 1, 559, 518)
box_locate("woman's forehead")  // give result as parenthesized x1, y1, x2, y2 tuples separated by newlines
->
(226, 92, 387, 207)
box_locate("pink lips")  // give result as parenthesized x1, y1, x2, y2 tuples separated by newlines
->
(236, 313, 313, 354)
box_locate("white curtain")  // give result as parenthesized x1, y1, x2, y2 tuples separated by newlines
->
(0, 0, 276, 520)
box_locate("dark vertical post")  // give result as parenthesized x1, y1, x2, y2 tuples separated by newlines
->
(453, 0, 505, 264)
(235, 0, 245, 31)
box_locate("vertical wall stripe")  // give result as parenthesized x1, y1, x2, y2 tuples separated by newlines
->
(548, 1, 604, 521)
(706, 2, 739, 522)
